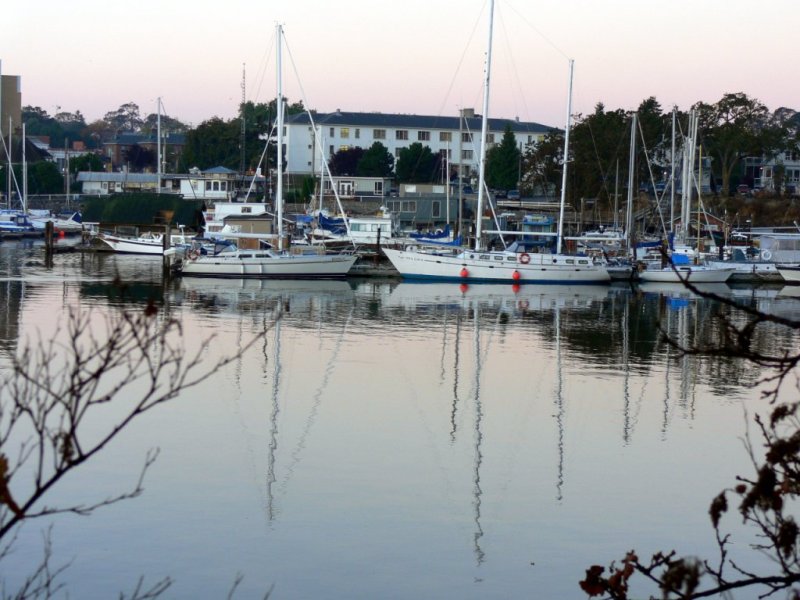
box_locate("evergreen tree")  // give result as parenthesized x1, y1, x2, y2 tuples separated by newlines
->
(485, 124, 521, 190)
(356, 142, 394, 177)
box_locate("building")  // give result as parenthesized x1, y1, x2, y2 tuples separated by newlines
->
(284, 109, 553, 178)
(744, 150, 800, 195)
(103, 131, 186, 171)
(0, 67, 21, 139)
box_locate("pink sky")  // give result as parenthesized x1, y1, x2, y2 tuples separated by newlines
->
(5, 0, 798, 129)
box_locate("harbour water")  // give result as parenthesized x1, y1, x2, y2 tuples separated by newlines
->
(1, 241, 799, 598)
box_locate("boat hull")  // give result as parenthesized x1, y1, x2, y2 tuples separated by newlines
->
(638, 266, 734, 283)
(778, 266, 800, 284)
(382, 247, 610, 284)
(98, 234, 164, 255)
(179, 252, 357, 279)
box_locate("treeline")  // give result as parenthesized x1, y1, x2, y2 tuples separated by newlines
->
(11, 92, 800, 202)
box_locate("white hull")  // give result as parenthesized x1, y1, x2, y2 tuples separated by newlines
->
(638, 265, 734, 283)
(704, 259, 781, 282)
(382, 247, 610, 284)
(179, 249, 357, 279)
(778, 266, 800, 284)
(98, 233, 165, 255)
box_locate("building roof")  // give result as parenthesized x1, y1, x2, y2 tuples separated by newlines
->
(108, 132, 186, 145)
(203, 166, 237, 174)
(77, 172, 157, 183)
(287, 110, 555, 134)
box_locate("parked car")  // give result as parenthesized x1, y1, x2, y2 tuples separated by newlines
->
(507, 189, 520, 201)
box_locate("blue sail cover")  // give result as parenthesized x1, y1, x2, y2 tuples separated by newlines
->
(410, 224, 450, 240)
(318, 213, 348, 235)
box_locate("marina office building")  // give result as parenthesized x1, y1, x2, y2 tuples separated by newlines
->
(284, 109, 554, 185)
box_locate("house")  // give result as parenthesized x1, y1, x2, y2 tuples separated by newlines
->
(319, 175, 393, 200)
(77, 172, 159, 195)
(743, 149, 800, 195)
(103, 131, 186, 170)
(284, 109, 553, 178)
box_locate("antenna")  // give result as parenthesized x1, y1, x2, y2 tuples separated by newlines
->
(240, 63, 246, 176)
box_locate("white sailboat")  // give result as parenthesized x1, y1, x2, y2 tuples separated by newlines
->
(176, 24, 356, 280)
(382, 2, 609, 285)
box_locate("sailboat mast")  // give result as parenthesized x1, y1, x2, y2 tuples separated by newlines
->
(156, 97, 162, 195)
(556, 59, 574, 254)
(276, 23, 285, 250)
(22, 123, 27, 212)
(670, 107, 676, 233)
(474, 0, 494, 252)
(625, 112, 637, 254)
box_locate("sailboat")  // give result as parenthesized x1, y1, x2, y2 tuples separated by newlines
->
(638, 110, 734, 284)
(175, 24, 357, 280)
(382, 2, 609, 285)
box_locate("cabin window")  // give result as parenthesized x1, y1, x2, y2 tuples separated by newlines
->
(506, 256, 516, 261)
(418, 131, 430, 141)
(439, 132, 452, 142)
(479, 254, 490, 260)
(494, 256, 503, 261)
(340, 127, 350, 139)
(579, 259, 589, 265)
(396, 130, 409, 140)
(373, 129, 386, 140)
(566, 259, 574, 264)
(241, 206, 252, 214)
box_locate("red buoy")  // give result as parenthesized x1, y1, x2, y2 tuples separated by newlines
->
(459, 283, 469, 294)
(460, 267, 469, 278)
(512, 270, 521, 281)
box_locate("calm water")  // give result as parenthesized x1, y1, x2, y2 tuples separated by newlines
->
(2, 241, 799, 599)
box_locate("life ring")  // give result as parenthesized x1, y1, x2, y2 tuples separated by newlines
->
(519, 252, 531, 264)
(188, 249, 200, 261)
(761, 249, 772, 261)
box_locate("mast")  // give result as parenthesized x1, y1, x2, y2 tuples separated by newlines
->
(474, 0, 494, 251)
(156, 97, 161, 195)
(240, 63, 246, 177)
(22, 123, 27, 212)
(556, 59, 574, 254)
(625, 112, 637, 255)
(276, 23, 285, 250)
(670, 107, 676, 233)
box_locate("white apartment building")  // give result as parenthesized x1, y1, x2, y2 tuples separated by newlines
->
(284, 109, 553, 177)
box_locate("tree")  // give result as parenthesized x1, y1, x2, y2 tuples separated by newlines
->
(581, 279, 800, 600)
(104, 102, 143, 133)
(26, 161, 64, 194)
(70, 152, 105, 175)
(180, 117, 241, 170)
(521, 129, 563, 197)
(0, 297, 265, 597)
(329, 147, 364, 176)
(485, 124, 521, 190)
(123, 143, 157, 172)
(356, 142, 394, 177)
(695, 93, 786, 197)
(395, 142, 437, 183)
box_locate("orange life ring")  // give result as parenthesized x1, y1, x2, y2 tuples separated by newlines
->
(519, 252, 531, 264)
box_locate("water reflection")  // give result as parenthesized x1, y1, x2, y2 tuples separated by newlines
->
(7, 244, 800, 598)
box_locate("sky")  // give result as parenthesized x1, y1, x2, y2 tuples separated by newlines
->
(4, 0, 798, 129)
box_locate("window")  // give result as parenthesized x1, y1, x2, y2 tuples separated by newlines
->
(439, 131, 452, 142)
(487, 133, 495, 144)
(432, 201, 441, 218)
(462, 132, 472, 143)
(374, 181, 383, 195)
(339, 145, 350, 152)
(395, 147, 405, 157)
(373, 129, 386, 140)
(396, 130, 409, 140)
(527, 135, 533, 143)
(462, 149, 473, 160)
(205, 181, 212, 191)
(241, 206, 252, 214)
(402, 201, 417, 212)
(341, 127, 350, 139)
(355, 128, 360, 139)
(329, 127, 335, 137)
(418, 131, 430, 141)
(329, 145, 334, 156)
